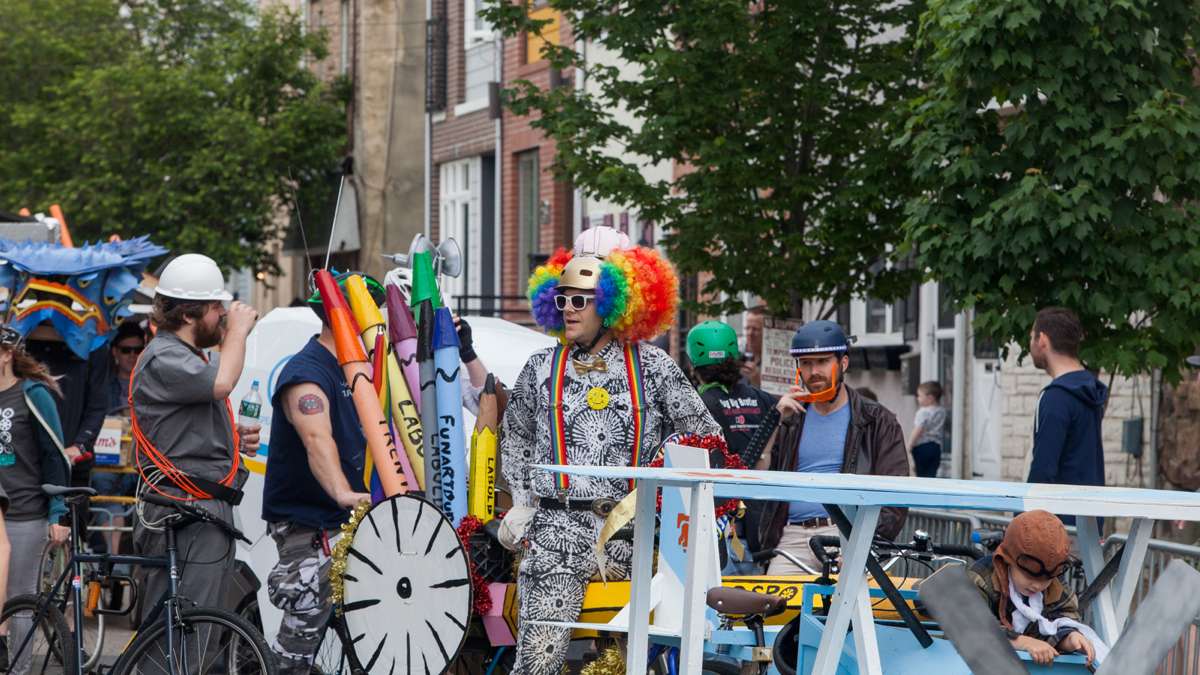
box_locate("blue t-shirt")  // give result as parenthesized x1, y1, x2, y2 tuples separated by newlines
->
(788, 403, 850, 523)
(262, 336, 367, 529)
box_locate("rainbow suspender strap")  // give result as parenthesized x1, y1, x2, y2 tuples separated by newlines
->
(548, 342, 646, 492)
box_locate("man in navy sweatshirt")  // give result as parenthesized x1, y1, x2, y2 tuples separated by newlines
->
(1027, 308, 1108, 521)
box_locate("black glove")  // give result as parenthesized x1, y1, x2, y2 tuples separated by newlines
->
(456, 316, 478, 364)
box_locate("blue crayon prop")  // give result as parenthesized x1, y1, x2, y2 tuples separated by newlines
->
(432, 307, 468, 525)
(417, 299, 440, 507)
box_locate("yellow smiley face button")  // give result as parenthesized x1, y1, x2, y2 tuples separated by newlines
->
(587, 386, 610, 410)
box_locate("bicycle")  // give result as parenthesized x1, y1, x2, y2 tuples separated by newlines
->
(2, 484, 277, 674)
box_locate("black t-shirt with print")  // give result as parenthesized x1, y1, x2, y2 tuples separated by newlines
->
(699, 381, 777, 461)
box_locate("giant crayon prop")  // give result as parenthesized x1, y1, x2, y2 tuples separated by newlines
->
(417, 299, 440, 505)
(313, 270, 408, 496)
(432, 307, 468, 524)
(347, 275, 424, 489)
(386, 283, 422, 412)
(468, 374, 499, 522)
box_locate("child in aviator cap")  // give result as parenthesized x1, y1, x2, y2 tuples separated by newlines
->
(965, 510, 1106, 666)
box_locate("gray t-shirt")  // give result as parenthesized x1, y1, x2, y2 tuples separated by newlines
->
(0, 381, 47, 520)
(913, 405, 947, 447)
(131, 332, 247, 490)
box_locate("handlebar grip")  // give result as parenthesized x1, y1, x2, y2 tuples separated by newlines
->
(141, 493, 180, 510)
(808, 535, 841, 563)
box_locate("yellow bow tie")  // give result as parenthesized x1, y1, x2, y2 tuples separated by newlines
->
(572, 357, 608, 374)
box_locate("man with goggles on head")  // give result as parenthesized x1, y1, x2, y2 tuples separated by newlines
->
(750, 319, 910, 575)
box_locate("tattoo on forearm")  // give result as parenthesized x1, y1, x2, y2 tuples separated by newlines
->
(298, 394, 325, 415)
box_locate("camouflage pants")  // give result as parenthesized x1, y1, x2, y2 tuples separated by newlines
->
(267, 522, 336, 675)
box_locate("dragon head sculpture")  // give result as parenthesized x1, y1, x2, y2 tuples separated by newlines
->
(0, 237, 166, 359)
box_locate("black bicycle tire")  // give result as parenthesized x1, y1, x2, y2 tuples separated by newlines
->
(310, 611, 368, 675)
(0, 593, 78, 674)
(113, 606, 278, 675)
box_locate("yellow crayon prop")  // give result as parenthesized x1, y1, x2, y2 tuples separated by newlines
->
(314, 270, 407, 496)
(346, 275, 426, 490)
(468, 374, 499, 522)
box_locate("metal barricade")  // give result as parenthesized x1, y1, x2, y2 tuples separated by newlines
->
(890, 509, 983, 580)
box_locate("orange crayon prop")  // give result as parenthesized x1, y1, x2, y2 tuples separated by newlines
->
(313, 269, 408, 496)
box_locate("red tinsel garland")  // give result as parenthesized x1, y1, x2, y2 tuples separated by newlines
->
(456, 516, 494, 616)
(649, 433, 743, 520)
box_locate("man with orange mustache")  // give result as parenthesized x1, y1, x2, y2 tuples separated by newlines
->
(753, 320, 909, 575)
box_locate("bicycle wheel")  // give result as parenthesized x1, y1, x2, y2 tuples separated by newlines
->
(115, 606, 276, 675)
(40, 540, 107, 670)
(309, 612, 360, 675)
(0, 593, 78, 674)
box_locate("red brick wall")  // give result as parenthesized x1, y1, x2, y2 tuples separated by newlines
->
(430, 0, 497, 240)
(500, 15, 574, 299)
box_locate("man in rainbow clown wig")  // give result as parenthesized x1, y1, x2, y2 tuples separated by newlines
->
(500, 228, 722, 674)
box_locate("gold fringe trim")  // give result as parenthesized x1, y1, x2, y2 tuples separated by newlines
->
(329, 500, 373, 610)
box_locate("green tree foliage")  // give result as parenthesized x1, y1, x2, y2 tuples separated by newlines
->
(900, 0, 1200, 377)
(0, 0, 347, 273)
(485, 0, 923, 317)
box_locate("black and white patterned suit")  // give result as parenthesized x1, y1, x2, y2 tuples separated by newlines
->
(500, 340, 721, 674)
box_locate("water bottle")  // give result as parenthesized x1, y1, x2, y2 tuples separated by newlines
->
(239, 380, 263, 423)
(239, 381, 264, 455)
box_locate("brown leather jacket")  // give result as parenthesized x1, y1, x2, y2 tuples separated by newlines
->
(756, 386, 910, 551)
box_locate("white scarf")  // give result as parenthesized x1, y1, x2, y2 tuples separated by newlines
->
(1007, 578, 1110, 664)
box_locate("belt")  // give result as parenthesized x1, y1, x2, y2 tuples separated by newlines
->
(539, 496, 619, 518)
(792, 517, 832, 529)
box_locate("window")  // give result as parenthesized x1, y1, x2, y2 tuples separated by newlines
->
(517, 151, 541, 275)
(465, 0, 493, 45)
(850, 297, 901, 345)
(340, 0, 350, 75)
(525, 6, 561, 64)
(440, 158, 482, 301)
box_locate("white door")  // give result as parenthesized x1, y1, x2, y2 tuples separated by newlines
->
(439, 158, 482, 307)
(970, 358, 1003, 480)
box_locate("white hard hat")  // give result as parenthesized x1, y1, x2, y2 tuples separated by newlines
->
(154, 254, 233, 302)
(574, 225, 630, 259)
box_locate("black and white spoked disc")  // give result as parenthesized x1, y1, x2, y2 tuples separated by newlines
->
(342, 494, 472, 674)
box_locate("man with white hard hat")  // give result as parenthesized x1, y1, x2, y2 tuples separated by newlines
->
(130, 253, 260, 614)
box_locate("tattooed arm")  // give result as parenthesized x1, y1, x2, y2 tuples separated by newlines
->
(282, 382, 370, 509)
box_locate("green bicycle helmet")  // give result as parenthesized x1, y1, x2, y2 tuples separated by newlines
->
(687, 320, 740, 367)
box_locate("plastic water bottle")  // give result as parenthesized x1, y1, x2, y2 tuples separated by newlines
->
(239, 380, 263, 429)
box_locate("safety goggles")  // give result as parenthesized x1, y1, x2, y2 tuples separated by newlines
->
(0, 326, 22, 348)
(554, 294, 595, 312)
(1015, 553, 1072, 580)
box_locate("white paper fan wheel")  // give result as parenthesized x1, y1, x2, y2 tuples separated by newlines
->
(342, 494, 472, 673)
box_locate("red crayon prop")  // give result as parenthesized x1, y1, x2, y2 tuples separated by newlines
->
(313, 269, 408, 496)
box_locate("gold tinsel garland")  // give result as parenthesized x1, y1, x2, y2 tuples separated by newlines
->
(329, 500, 372, 610)
(579, 646, 627, 675)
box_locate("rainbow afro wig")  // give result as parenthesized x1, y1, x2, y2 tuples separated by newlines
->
(527, 245, 679, 343)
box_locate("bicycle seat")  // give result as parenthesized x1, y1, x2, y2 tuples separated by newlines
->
(42, 484, 98, 498)
(706, 587, 786, 616)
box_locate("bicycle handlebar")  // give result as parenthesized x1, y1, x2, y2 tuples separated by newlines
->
(808, 535, 982, 563)
(141, 493, 252, 544)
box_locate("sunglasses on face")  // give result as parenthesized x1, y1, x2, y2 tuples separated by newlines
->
(554, 294, 595, 312)
(1015, 553, 1071, 580)
(116, 345, 144, 355)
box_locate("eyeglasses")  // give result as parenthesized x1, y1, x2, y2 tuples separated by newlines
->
(116, 345, 144, 355)
(554, 294, 595, 312)
(1015, 553, 1072, 580)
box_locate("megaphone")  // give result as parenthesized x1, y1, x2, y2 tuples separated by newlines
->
(383, 234, 463, 278)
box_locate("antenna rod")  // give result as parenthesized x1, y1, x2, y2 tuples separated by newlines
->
(324, 175, 346, 271)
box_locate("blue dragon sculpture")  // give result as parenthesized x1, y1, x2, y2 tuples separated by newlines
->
(0, 237, 167, 359)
